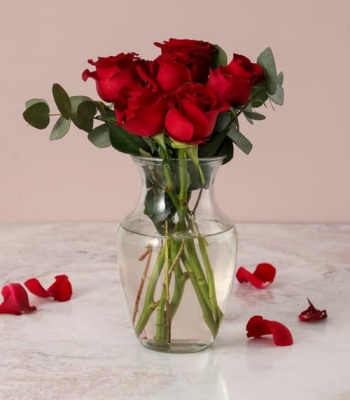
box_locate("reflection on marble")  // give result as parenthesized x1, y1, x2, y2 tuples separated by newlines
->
(0, 223, 349, 400)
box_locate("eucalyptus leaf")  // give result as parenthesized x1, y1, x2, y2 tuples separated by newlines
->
(144, 187, 176, 235)
(23, 102, 50, 129)
(88, 123, 111, 148)
(243, 110, 266, 121)
(277, 71, 284, 85)
(250, 82, 269, 108)
(198, 129, 228, 158)
(257, 47, 278, 95)
(227, 126, 253, 155)
(109, 122, 151, 155)
(214, 111, 232, 132)
(217, 137, 234, 165)
(25, 98, 48, 109)
(269, 83, 284, 106)
(50, 116, 71, 140)
(211, 44, 228, 68)
(75, 101, 96, 133)
(52, 83, 71, 119)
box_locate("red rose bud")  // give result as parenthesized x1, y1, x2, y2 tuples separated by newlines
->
(208, 53, 264, 106)
(0, 283, 36, 315)
(24, 274, 72, 302)
(298, 299, 327, 321)
(246, 315, 293, 346)
(236, 263, 276, 288)
(164, 83, 230, 144)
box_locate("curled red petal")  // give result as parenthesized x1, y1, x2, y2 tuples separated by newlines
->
(254, 263, 276, 284)
(24, 275, 73, 302)
(24, 278, 51, 298)
(0, 283, 36, 315)
(264, 320, 294, 346)
(47, 275, 73, 302)
(246, 315, 293, 346)
(236, 263, 276, 288)
(298, 298, 327, 321)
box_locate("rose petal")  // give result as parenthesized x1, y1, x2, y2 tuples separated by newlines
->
(47, 275, 73, 302)
(24, 275, 72, 302)
(298, 299, 327, 321)
(0, 283, 36, 315)
(24, 278, 51, 298)
(246, 315, 293, 346)
(236, 263, 276, 288)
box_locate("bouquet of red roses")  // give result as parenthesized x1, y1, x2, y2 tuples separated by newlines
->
(23, 38, 283, 164)
(23, 38, 283, 351)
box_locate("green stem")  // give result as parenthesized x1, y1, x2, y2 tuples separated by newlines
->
(198, 236, 222, 323)
(177, 149, 189, 232)
(169, 239, 188, 318)
(180, 251, 219, 337)
(134, 246, 166, 337)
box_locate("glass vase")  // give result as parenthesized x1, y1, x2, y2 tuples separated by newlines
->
(116, 155, 238, 353)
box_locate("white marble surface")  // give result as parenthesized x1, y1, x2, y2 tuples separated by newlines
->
(0, 223, 349, 400)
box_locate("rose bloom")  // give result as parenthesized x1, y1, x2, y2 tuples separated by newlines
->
(208, 54, 264, 106)
(154, 38, 217, 83)
(115, 86, 169, 137)
(164, 83, 230, 144)
(142, 52, 195, 93)
(82, 52, 143, 102)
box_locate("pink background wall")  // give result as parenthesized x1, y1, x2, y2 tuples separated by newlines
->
(1, 0, 349, 223)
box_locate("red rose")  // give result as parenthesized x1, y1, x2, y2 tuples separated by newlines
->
(82, 52, 143, 102)
(207, 54, 264, 106)
(115, 86, 169, 137)
(164, 83, 230, 144)
(154, 38, 217, 83)
(138, 52, 194, 93)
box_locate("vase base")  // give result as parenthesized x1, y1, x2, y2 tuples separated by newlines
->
(139, 339, 213, 354)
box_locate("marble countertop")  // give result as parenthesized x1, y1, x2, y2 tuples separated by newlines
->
(0, 223, 349, 400)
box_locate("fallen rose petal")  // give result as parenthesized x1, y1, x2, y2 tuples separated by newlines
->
(25, 275, 72, 302)
(236, 263, 276, 288)
(246, 315, 293, 346)
(23, 278, 51, 298)
(0, 283, 36, 315)
(298, 298, 327, 321)
(47, 275, 73, 302)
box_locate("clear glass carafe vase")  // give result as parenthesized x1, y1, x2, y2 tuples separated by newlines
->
(116, 155, 238, 353)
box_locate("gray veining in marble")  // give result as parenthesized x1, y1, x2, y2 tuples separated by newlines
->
(0, 223, 349, 400)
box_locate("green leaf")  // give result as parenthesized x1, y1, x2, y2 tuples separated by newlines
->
(217, 136, 234, 164)
(198, 129, 228, 158)
(23, 102, 50, 129)
(214, 111, 232, 132)
(109, 122, 150, 155)
(211, 44, 228, 68)
(70, 96, 94, 128)
(52, 83, 71, 119)
(50, 116, 71, 140)
(257, 47, 278, 95)
(25, 98, 48, 109)
(269, 83, 284, 106)
(269, 71, 284, 105)
(88, 123, 111, 148)
(144, 187, 176, 235)
(278, 71, 284, 85)
(250, 82, 269, 108)
(227, 126, 253, 155)
(76, 101, 96, 133)
(243, 110, 266, 121)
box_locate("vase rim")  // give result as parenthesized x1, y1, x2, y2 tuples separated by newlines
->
(131, 155, 225, 165)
